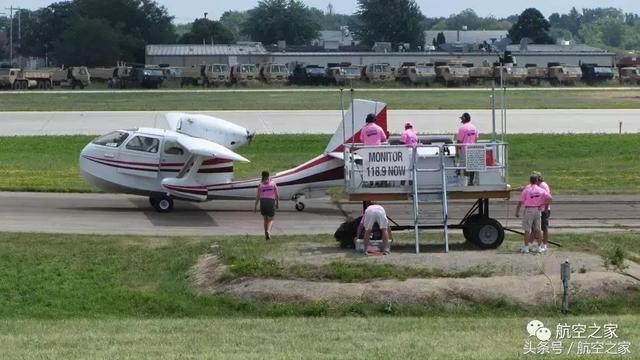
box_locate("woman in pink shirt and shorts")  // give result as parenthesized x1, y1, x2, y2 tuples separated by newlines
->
(254, 170, 279, 240)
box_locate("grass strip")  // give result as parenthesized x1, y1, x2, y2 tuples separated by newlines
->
(0, 232, 638, 319)
(1, 89, 640, 111)
(1, 134, 639, 193)
(0, 316, 638, 359)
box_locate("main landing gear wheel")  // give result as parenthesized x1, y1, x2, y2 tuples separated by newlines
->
(149, 195, 174, 213)
(469, 217, 505, 250)
(295, 202, 305, 212)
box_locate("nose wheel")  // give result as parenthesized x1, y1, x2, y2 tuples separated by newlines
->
(149, 195, 174, 213)
(295, 202, 305, 212)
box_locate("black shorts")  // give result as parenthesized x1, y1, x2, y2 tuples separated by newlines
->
(541, 210, 551, 231)
(260, 198, 276, 218)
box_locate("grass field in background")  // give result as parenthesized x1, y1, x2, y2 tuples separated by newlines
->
(0, 232, 638, 319)
(0, 134, 638, 193)
(1, 316, 638, 360)
(0, 89, 639, 111)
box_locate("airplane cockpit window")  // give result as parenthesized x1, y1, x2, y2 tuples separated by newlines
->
(92, 131, 130, 147)
(125, 135, 159, 153)
(163, 140, 185, 156)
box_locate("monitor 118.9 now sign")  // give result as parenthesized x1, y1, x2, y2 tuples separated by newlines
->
(361, 148, 413, 181)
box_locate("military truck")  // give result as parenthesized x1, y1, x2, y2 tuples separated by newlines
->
(0, 68, 52, 89)
(618, 67, 640, 85)
(87, 67, 116, 83)
(361, 63, 395, 83)
(434, 60, 472, 86)
(547, 63, 582, 85)
(580, 64, 614, 85)
(469, 65, 494, 84)
(326, 62, 361, 85)
(524, 64, 547, 85)
(178, 65, 204, 87)
(259, 63, 288, 84)
(46, 67, 90, 89)
(507, 67, 528, 85)
(230, 64, 259, 85)
(109, 64, 163, 89)
(395, 62, 436, 85)
(203, 64, 230, 86)
(288, 63, 328, 85)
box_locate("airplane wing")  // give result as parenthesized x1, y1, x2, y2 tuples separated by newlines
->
(175, 133, 250, 162)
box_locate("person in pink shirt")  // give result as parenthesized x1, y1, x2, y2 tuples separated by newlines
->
(400, 122, 419, 146)
(359, 113, 387, 145)
(456, 112, 479, 185)
(254, 170, 279, 240)
(515, 174, 552, 253)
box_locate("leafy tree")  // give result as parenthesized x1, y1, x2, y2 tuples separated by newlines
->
(354, 0, 426, 49)
(179, 18, 234, 44)
(243, 0, 320, 45)
(54, 17, 120, 66)
(219, 11, 250, 41)
(549, 7, 582, 39)
(508, 8, 554, 44)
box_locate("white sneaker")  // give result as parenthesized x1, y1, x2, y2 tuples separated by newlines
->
(529, 244, 539, 253)
(520, 246, 529, 254)
(539, 244, 547, 253)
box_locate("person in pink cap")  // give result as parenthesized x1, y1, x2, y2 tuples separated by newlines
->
(456, 112, 479, 185)
(515, 174, 552, 253)
(359, 113, 387, 145)
(400, 122, 419, 146)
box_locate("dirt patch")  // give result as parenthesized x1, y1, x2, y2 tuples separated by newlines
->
(190, 243, 640, 306)
(189, 254, 227, 295)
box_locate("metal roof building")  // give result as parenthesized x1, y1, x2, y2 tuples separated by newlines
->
(146, 43, 616, 68)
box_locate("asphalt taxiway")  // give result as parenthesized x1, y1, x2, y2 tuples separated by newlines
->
(2, 192, 638, 237)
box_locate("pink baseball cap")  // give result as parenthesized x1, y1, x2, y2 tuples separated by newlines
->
(404, 122, 413, 129)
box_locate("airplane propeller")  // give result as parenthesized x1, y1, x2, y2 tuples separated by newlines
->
(246, 130, 256, 144)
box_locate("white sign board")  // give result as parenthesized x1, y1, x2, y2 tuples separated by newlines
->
(361, 148, 412, 181)
(465, 145, 487, 172)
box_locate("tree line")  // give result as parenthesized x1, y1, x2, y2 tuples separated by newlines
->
(0, 0, 638, 67)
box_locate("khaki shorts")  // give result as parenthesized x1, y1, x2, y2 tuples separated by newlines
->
(363, 207, 388, 230)
(522, 207, 541, 232)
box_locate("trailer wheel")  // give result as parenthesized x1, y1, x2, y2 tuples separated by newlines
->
(470, 217, 505, 249)
(462, 214, 483, 242)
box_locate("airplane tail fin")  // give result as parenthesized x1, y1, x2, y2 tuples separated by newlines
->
(324, 99, 388, 154)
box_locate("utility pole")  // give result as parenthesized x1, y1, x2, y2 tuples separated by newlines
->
(5, 6, 24, 67)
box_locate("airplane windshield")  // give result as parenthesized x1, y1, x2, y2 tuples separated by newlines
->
(92, 131, 129, 147)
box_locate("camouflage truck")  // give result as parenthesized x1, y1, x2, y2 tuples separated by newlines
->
(469, 65, 494, 84)
(202, 64, 230, 86)
(434, 60, 472, 86)
(361, 63, 395, 83)
(259, 63, 288, 84)
(618, 67, 640, 85)
(109, 64, 163, 89)
(524, 64, 547, 85)
(326, 62, 362, 85)
(507, 67, 528, 85)
(45, 67, 90, 89)
(580, 64, 614, 85)
(230, 64, 259, 85)
(0, 68, 27, 89)
(547, 63, 582, 85)
(88, 67, 116, 82)
(178, 65, 204, 87)
(395, 62, 436, 85)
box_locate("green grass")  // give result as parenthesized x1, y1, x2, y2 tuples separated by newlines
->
(0, 232, 638, 320)
(1, 134, 639, 193)
(1, 88, 639, 111)
(0, 316, 638, 359)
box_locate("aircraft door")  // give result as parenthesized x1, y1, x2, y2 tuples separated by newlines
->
(160, 139, 189, 177)
(118, 134, 161, 179)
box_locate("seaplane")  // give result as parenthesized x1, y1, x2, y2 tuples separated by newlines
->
(79, 99, 388, 212)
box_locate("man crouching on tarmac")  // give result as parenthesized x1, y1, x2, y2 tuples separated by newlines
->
(355, 202, 394, 255)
